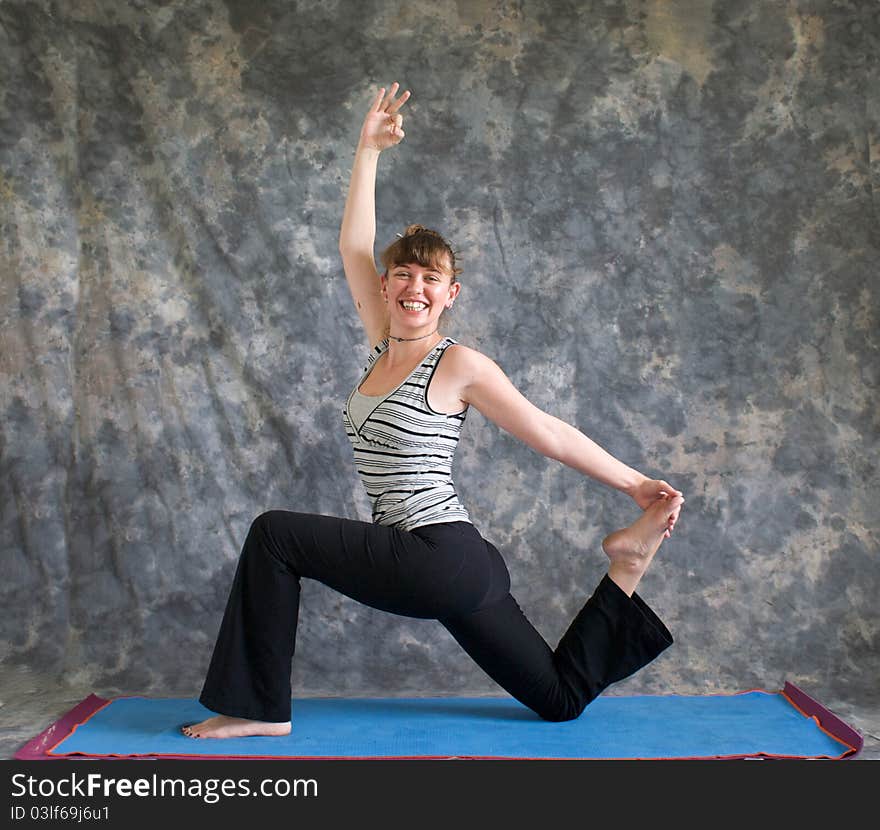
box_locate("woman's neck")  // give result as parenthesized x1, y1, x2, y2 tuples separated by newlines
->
(385, 331, 443, 367)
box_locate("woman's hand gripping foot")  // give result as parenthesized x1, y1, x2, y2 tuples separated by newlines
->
(602, 493, 684, 597)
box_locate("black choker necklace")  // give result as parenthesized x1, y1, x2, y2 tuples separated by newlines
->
(388, 329, 438, 343)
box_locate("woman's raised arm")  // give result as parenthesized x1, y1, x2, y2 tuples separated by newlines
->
(338, 82, 411, 347)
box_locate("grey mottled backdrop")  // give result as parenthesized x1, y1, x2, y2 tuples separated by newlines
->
(2, 0, 877, 714)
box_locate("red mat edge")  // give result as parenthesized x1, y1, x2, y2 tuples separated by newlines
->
(13, 684, 863, 761)
(781, 682, 863, 758)
(15, 694, 111, 761)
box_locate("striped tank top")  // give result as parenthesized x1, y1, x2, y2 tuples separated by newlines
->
(342, 337, 471, 531)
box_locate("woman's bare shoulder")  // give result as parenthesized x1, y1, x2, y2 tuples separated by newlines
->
(442, 342, 499, 379)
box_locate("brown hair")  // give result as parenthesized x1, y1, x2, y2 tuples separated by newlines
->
(379, 224, 462, 282)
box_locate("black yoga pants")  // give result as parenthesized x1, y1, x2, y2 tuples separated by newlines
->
(198, 511, 673, 723)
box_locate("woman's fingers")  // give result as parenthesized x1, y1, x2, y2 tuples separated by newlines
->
(662, 494, 683, 537)
(374, 81, 410, 114)
(382, 82, 398, 111)
(666, 505, 681, 536)
(658, 479, 683, 498)
(387, 88, 410, 114)
(369, 84, 397, 113)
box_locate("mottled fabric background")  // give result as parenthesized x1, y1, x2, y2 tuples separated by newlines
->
(1, 0, 877, 712)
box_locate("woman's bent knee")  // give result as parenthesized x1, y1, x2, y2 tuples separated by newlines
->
(250, 510, 284, 535)
(244, 511, 299, 575)
(532, 683, 591, 723)
(536, 700, 584, 723)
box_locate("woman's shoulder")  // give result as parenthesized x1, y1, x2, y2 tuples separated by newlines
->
(442, 338, 479, 358)
(440, 340, 497, 375)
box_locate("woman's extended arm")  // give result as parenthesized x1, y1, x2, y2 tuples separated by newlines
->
(449, 346, 683, 514)
(338, 83, 410, 346)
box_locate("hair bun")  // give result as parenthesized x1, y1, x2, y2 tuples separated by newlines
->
(403, 223, 437, 237)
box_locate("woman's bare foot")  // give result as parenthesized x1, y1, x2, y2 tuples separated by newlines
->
(602, 494, 684, 596)
(181, 715, 291, 739)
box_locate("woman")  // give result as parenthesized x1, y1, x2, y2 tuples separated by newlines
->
(183, 82, 684, 739)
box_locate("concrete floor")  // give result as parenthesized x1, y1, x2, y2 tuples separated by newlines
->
(2, 665, 877, 761)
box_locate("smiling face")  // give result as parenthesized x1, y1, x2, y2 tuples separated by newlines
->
(382, 260, 461, 338)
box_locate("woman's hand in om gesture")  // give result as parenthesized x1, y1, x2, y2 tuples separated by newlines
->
(359, 81, 410, 152)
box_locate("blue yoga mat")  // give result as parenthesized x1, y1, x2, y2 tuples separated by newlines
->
(36, 686, 858, 760)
